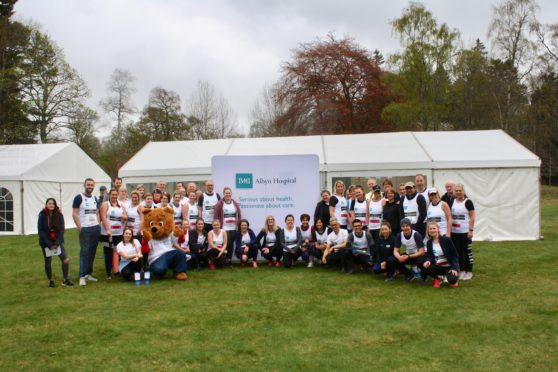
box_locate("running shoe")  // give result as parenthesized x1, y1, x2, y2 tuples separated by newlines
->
(48, 280, 56, 288)
(433, 278, 441, 288)
(275, 261, 281, 267)
(79, 277, 87, 286)
(85, 274, 98, 282)
(62, 279, 74, 287)
(209, 261, 216, 270)
(252, 261, 258, 268)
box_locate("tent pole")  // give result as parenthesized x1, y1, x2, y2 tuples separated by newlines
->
(20, 181, 24, 235)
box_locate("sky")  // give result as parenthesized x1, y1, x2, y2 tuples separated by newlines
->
(13, 0, 558, 135)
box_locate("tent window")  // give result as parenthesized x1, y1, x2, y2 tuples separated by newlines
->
(0, 187, 14, 232)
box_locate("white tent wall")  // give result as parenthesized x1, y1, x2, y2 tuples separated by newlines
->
(60, 183, 88, 231)
(432, 168, 540, 241)
(23, 181, 60, 235)
(0, 181, 22, 235)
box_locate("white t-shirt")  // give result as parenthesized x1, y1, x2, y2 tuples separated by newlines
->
(327, 229, 349, 252)
(117, 239, 141, 271)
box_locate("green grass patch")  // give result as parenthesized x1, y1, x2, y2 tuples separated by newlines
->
(1, 189, 557, 371)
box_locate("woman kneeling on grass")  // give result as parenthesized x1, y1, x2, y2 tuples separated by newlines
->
(189, 218, 208, 269)
(256, 215, 283, 267)
(116, 228, 143, 281)
(235, 219, 258, 267)
(281, 214, 303, 268)
(38, 198, 73, 287)
(207, 219, 227, 270)
(373, 222, 396, 281)
(423, 221, 459, 288)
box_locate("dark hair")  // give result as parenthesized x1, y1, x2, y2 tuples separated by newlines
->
(352, 219, 362, 226)
(44, 198, 62, 230)
(300, 213, 310, 221)
(83, 178, 95, 186)
(238, 219, 250, 229)
(314, 218, 325, 231)
(285, 214, 295, 222)
(122, 228, 134, 243)
(382, 179, 393, 187)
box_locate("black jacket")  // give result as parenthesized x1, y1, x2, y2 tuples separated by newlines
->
(426, 236, 460, 271)
(313, 200, 330, 227)
(188, 229, 208, 253)
(38, 209, 65, 248)
(255, 228, 283, 252)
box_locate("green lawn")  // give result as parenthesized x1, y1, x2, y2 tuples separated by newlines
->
(1, 188, 557, 371)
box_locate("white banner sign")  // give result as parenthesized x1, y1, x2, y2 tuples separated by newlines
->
(212, 155, 320, 232)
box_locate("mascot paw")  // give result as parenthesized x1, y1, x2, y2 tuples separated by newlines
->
(175, 272, 188, 280)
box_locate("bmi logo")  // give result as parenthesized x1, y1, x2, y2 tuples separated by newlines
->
(235, 173, 253, 189)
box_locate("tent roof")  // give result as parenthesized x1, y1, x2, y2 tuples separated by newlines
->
(0, 143, 111, 182)
(119, 130, 540, 178)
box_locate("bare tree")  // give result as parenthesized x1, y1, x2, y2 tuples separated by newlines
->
(248, 83, 286, 137)
(187, 80, 240, 139)
(488, 0, 539, 80)
(100, 68, 136, 131)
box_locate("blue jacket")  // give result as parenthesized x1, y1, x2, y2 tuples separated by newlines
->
(234, 228, 256, 255)
(426, 236, 460, 271)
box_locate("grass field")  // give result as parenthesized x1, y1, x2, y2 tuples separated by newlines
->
(1, 188, 557, 371)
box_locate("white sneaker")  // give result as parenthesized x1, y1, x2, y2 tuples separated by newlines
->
(85, 274, 98, 282)
(459, 271, 466, 280)
(462, 272, 473, 281)
(307, 261, 314, 268)
(79, 277, 87, 286)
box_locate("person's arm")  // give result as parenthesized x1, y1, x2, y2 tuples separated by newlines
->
(120, 205, 128, 227)
(208, 231, 216, 249)
(393, 234, 406, 262)
(409, 232, 426, 258)
(444, 237, 460, 274)
(37, 213, 49, 247)
(329, 196, 338, 219)
(214, 200, 223, 226)
(441, 202, 452, 237)
(467, 200, 476, 240)
(366, 231, 375, 257)
(417, 195, 427, 223)
(181, 203, 189, 223)
(100, 202, 111, 237)
(295, 228, 303, 250)
(197, 194, 204, 218)
(56, 213, 65, 245)
(235, 200, 242, 227)
(71, 194, 82, 231)
(218, 231, 228, 257)
(133, 239, 143, 258)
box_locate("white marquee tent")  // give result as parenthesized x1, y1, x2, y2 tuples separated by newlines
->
(119, 130, 541, 241)
(0, 143, 111, 235)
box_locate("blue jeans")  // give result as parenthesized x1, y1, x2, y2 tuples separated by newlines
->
(79, 225, 100, 277)
(150, 250, 188, 278)
(373, 256, 396, 278)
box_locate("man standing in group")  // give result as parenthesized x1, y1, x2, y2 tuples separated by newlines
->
(72, 178, 101, 286)
(365, 178, 377, 201)
(103, 177, 122, 202)
(157, 180, 167, 192)
(441, 179, 455, 207)
(415, 174, 429, 205)
(198, 179, 221, 232)
(400, 181, 427, 238)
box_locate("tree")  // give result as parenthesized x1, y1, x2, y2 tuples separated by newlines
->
(187, 80, 240, 139)
(488, 0, 539, 80)
(99, 68, 136, 131)
(383, 2, 460, 131)
(136, 87, 189, 141)
(20, 27, 89, 142)
(248, 83, 287, 137)
(276, 34, 393, 135)
(66, 103, 100, 158)
(533, 22, 558, 73)
(0, 1, 35, 143)
(450, 40, 499, 130)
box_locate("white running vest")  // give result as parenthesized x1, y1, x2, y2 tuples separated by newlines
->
(100, 202, 123, 236)
(187, 202, 198, 229)
(201, 193, 219, 224)
(432, 242, 448, 266)
(333, 195, 348, 226)
(368, 199, 383, 230)
(300, 227, 311, 242)
(451, 199, 471, 234)
(314, 229, 329, 244)
(352, 232, 370, 255)
(172, 202, 183, 226)
(222, 201, 237, 231)
(78, 193, 99, 227)
(427, 202, 448, 235)
(126, 204, 141, 235)
(265, 231, 277, 247)
(400, 230, 419, 255)
(284, 228, 298, 250)
(212, 230, 225, 248)
(352, 199, 367, 225)
(403, 195, 419, 224)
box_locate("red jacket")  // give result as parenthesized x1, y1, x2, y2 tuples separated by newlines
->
(213, 198, 242, 229)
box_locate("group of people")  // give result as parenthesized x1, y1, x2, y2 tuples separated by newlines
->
(38, 174, 475, 289)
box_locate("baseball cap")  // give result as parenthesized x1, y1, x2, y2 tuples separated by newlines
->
(404, 181, 415, 188)
(428, 188, 438, 195)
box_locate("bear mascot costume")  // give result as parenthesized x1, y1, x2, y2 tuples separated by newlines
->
(141, 207, 188, 280)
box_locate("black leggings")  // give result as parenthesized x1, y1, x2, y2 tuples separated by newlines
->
(424, 264, 459, 284)
(451, 233, 474, 272)
(41, 245, 69, 280)
(261, 246, 282, 262)
(207, 248, 227, 267)
(100, 234, 123, 275)
(120, 260, 143, 280)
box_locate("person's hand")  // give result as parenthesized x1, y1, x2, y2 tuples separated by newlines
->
(132, 257, 139, 262)
(107, 230, 112, 238)
(449, 269, 458, 276)
(423, 261, 431, 269)
(322, 256, 327, 264)
(467, 231, 473, 240)
(185, 247, 190, 253)
(262, 248, 269, 255)
(380, 261, 386, 270)
(243, 246, 249, 254)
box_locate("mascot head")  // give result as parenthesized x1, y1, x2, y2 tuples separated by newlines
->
(141, 207, 175, 240)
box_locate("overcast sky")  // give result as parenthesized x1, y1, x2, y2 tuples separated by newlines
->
(14, 0, 558, 135)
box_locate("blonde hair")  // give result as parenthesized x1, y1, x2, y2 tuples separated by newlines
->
(262, 215, 278, 233)
(426, 220, 440, 240)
